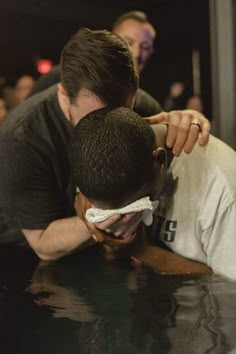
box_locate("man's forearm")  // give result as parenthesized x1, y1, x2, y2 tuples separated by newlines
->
(135, 245, 212, 275)
(23, 216, 94, 261)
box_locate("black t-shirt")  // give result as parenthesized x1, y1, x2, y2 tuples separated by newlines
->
(133, 88, 162, 117)
(31, 65, 162, 117)
(0, 85, 74, 237)
(30, 66, 61, 97)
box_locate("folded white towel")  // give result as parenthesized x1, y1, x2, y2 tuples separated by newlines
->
(85, 196, 159, 226)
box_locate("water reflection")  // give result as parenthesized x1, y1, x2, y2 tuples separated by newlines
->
(0, 246, 236, 353)
(27, 261, 98, 322)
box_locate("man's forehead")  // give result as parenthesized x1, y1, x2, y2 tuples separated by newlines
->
(116, 19, 156, 43)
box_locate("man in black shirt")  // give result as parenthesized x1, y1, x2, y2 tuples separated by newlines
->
(0, 29, 210, 260)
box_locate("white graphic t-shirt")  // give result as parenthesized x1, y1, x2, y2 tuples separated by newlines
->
(153, 135, 236, 281)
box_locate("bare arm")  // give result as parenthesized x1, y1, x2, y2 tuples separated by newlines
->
(135, 245, 212, 275)
(22, 216, 94, 261)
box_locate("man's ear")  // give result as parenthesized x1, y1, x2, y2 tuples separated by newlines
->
(153, 147, 167, 165)
(150, 147, 167, 200)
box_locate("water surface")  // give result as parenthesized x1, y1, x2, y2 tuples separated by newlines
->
(0, 246, 236, 354)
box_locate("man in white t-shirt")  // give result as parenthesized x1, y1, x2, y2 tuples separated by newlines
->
(153, 129, 236, 279)
(71, 107, 236, 280)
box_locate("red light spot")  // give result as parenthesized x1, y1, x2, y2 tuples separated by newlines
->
(37, 59, 53, 74)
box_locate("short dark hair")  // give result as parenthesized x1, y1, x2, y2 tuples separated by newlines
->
(113, 11, 151, 31)
(60, 28, 138, 106)
(71, 107, 156, 207)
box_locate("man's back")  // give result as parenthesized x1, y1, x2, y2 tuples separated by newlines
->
(0, 85, 74, 242)
(155, 136, 236, 279)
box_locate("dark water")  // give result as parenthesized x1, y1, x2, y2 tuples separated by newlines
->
(1, 246, 236, 354)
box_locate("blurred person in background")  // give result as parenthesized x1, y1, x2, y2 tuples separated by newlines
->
(15, 75, 35, 104)
(112, 11, 155, 73)
(0, 76, 18, 110)
(112, 11, 161, 116)
(186, 95, 204, 113)
(163, 81, 187, 111)
(0, 96, 8, 124)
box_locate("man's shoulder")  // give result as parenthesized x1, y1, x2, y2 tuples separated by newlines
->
(134, 88, 162, 117)
(205, 135, 236, 192)
(191, 135, 236, 176)
(172, 135, 236, 202)
(0, 85, 58, 138)
(29, 65, 60, 96)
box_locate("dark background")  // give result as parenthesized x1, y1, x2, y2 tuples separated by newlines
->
(0, 0, 212, 116)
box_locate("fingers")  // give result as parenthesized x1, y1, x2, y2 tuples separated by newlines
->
(183, 110, 211, 147)
(144, 112, 168, 125)
(145, 109, 211, 155)
(182, 110, 211, 152)
(145, 111, 191, 155)
(108, 212, 142, 237)
(198, 119, 211, 146)
(183, 123, 200, 154)
(95, 212, 142, 239)
(120, 214, 142, 239)
(165, 111, 191, 155)
(92, 211, 143, 252)
(94, 213, 121, 230)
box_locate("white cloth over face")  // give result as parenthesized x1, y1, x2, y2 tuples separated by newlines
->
(85, 196, 159, 226)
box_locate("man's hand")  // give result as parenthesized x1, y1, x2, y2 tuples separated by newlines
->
(94, 212, 142, 240)
(74, 193, 143, 250)
(74, 192, 106, 243)
(94, 212, 143, 256)
(145, 109, 211, 156)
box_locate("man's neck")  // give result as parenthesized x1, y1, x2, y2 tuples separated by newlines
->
(57, 87, 73, 125)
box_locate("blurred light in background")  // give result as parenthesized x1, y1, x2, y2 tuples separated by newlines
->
(37, 59, 53, 74)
